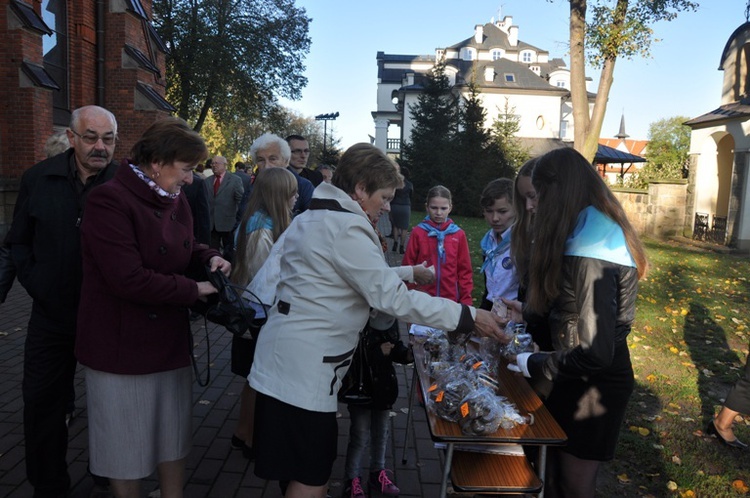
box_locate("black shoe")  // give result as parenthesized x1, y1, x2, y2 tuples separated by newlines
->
(706, 420, 748, 449)
(242, 444, 255, 460)
(230, 434, 244, 449)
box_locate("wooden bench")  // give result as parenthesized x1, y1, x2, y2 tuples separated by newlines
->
(451, 450, 543, 495)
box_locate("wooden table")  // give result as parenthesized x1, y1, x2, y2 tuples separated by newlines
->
(410, 345, 567, 497)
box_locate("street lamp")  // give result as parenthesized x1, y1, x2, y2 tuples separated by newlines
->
(315, 112, 339, 155)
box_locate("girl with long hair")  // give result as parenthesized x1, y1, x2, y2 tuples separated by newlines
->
(508, 147, 648, 498)
(229, 167, 298, 459)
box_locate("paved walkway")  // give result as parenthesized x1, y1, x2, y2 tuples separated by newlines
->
(0, 228, 468, 498)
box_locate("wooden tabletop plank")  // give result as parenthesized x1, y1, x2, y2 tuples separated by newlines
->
(414, 346, 567, 445)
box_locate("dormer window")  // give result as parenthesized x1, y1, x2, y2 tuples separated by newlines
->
(521, 51, 533, 63)
(556, 80, 566, 88)
(530, 65, 541, 75)
(491, 49, 503, 61)
(504, 73, 516, 82)
(460, 47, 476, 61)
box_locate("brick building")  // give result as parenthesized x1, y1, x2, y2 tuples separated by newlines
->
(0, 0, 174, 236)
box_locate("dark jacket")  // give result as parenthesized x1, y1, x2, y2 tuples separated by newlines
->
(0, 241, 15, 303)
(288, 167, 313, 214)
(299, 167, 324, 187)
(343, 320, 413, 410)
(526, 256, 639, 383)
(6, 150, 117, 332)
(75, 163, 220, 375)
(183, 172, 212, 245)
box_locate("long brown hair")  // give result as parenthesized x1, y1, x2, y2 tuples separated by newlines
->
(526, 148, 648, 313)
(231, 168, 297, 286)
(510, 158, 537, 282)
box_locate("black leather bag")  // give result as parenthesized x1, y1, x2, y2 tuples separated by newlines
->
(338, 331, 373, 405)
(193, 267, 267, 338)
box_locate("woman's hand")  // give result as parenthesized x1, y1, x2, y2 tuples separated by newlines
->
(209, 256, 231, 276)
(501, 298, 524, 323)
(412, 262, 435, 285)
(473, 309, 512, 344)
(196, 281, 218, 297)
(380, 342, 395, 356)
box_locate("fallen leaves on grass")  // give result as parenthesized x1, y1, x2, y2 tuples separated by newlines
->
(629, 425, 650, 436)
(733, 480, 749, 494)
(617, 473, 630, 484)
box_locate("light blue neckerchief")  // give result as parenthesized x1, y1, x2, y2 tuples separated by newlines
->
(245, 210, 274, 234)
(564, 206, 636, 268)
(234, 210, 274, 244)
(480, 227, 511, 273)
(417, 217, 460, 263)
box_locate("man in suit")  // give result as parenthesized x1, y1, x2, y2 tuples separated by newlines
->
(207, 156, 244, 260)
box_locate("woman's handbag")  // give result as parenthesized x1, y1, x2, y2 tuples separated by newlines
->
(203, 267, 267, 338)
(338, 331, 373, 405)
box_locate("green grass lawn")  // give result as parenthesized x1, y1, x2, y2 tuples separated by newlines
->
(409, 211, 750, 497)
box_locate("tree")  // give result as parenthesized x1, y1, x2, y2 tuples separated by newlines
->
(625, 115, 690, 188)
(453, 81, 512, 216)
(154, 0, 311, 131)
(401, 60, 460, 206)
(565, 0, 698, 161)
(490, 98, 530, 171)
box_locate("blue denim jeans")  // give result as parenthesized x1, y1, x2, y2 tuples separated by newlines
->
(344, 405, 390, 479)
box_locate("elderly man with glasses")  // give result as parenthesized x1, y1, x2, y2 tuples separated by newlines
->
(250, 133, 313, 215)
(7, 105, 119, 498)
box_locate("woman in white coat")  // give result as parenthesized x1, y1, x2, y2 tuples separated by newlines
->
(248, 143, 507, 498)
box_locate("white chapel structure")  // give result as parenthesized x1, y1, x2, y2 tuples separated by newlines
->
(372, 15, 592, 156)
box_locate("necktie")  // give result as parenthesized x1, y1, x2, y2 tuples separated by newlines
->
(213, 175, 220, 195)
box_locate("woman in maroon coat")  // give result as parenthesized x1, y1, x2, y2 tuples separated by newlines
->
(75, 118, 230, 498)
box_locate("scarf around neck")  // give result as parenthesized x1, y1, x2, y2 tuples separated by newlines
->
(417, 217, 460, 263)
(245, 210, 274, 234)
(564, 206, 636, 268)
(480, 227, 511, 273)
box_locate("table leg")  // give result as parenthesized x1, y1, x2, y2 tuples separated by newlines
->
(440, 443, 454, 498)
(537, 445, 548, 498)
(401, 364, 418, 464)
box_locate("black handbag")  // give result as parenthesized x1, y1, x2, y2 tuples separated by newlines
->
(193, 266, 268, 338)
(338, 331, 373, 405)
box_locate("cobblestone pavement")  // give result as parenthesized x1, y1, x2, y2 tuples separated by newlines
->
(0, 227, 465, 498)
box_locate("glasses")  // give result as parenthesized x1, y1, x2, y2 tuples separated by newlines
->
(70, 129, 117, 146)
(291, 148, 310, 155)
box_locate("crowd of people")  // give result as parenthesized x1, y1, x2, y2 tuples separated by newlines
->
(1, 104, 747, 498)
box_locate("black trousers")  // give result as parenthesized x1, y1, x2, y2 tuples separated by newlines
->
(725, 350, 750, 414)
(23, 321, 76, 497)
(211, 229, 234, 261)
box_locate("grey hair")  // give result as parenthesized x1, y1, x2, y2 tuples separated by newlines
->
(44, 130, 70, 158)
(250, 133, 291, 164)
(70, 105, 118, 134)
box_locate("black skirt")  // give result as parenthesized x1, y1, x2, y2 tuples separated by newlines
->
(253, 392, 338, 486)
(544, 343, 634, 461)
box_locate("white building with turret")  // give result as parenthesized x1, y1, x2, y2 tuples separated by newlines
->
(372, 15, 593, 156)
